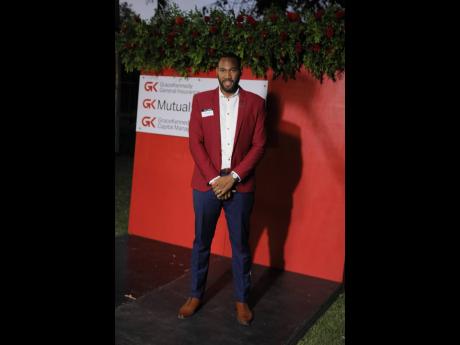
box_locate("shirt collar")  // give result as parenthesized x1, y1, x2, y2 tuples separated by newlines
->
(219, 86, 240, 99)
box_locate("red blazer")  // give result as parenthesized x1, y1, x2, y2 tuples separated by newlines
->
(189, 87, 267, 192)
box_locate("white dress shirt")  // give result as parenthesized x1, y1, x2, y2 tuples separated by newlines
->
(219, 87, 239, 169)
(208, 87, 241, 185)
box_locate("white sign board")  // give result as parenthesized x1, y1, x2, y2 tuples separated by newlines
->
(136, 75, 268, 138)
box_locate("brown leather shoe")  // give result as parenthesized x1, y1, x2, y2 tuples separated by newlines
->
(178, 297, 201, 319)
(235, 302, 253, 326)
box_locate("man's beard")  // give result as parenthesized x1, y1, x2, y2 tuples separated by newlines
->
(218, 77, 239, 94)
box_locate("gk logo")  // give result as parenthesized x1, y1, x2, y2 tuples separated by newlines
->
(143, 99, 156, 109)
(141, 116, 156, 128)
(144, 81, 158, 92)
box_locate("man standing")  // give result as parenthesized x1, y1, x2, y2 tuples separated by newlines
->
(178, 53, 267, 326)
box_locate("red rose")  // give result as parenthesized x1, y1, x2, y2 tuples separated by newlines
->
(209, 48, 216, 56)
(280, 31, 288, 42)
(326, 26, 334, 38)
(175, 16, 184, 26)
(269, 14, 278, 23)
(236, 22, 243, 28)
(204, 16, 210, 23)
(261, 30, 268, 39)
(335, 10, 345, 19)
(209, 26, 217, 33)
(246, 15, 257, 26)
(167, 32, 176, 45)
(287, 12, 300, 22)
(314, 9, 324, 20)
(236, 15, 245, 23)
(311, 44, 321, 52)
(295, 42, 302, 54)
(191, 30, 199, 38)
(248, 36, 254, 43)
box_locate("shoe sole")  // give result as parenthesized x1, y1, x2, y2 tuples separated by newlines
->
(177, 306, 201, 319)
(237, 318, 252, 326)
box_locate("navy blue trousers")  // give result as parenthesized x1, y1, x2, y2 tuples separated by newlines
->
(190, 189, 254, 302)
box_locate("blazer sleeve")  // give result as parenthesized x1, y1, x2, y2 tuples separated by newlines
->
(188, 94, 219, 182)
(233, 98, 267, 181)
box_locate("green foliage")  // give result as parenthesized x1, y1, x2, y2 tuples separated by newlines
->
(116, 3, 345, 82)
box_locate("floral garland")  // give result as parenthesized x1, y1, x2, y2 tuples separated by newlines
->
(116, 4, 345, 82)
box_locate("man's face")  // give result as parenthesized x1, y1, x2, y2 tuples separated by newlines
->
(216, 57, 241, 94)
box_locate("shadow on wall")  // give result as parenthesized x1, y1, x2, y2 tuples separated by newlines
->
(284, 71, 344, 186)
(249, 91, 303, 306)
(249, 71, 345, 305)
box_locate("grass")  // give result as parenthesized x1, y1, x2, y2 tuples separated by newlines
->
(115, 154, 345, 344)
(297, 291, 345, 345)
(115, 154, 133, 237)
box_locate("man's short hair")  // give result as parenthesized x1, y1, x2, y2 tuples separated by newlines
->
(218, 52, 242, 69)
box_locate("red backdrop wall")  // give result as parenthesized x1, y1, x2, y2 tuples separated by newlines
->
(128, 67, 344, 283)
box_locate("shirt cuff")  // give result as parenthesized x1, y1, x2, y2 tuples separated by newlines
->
(208, 176, 220, 185)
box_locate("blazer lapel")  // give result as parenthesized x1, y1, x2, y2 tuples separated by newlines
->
(233, 87, 246, 148)
(211, 87, 222, 163)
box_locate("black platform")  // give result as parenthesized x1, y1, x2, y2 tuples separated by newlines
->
(115, 235, 342, 345)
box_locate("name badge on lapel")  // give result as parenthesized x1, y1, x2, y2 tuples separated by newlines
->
(201, 108, 214, 117)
